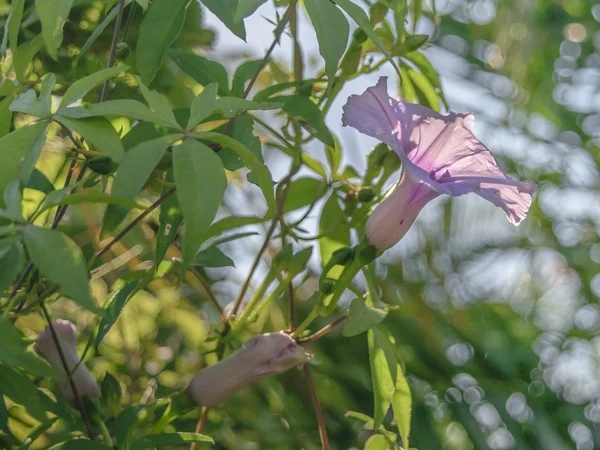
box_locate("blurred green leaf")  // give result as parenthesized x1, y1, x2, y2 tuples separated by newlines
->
(57, 116, 125, 162)
(218, 114, 263, 171)
(326, 137, 342, 178)
(0, 364, 57, 422)
(156, 170, 182, 265)
(59, 100, 175, 128)
(193, 246, 235, 268)
(0, 240, 24, 299)
(173, 140, 227, 267)
(391, 361, 411, 449)
(136, 0, 188, 84)
(284, 177, 327, 213)
(100, 372, 122, 417)
(96, 281, 138, 350)
(168, 50, 230, 96)
(59, 66, 129, 109)
(10, 73, 55, 118)
(131, 432, 213, 449)
(62, 441, 112, 449)
(24, 226, 98, 312)
(13, 34, 44, 84)
(0, 317, 59, 379)
(2, 0, 25, 53)
(406, 67, 439, 111)
(35, 0, 72, 60)
(277, 95, 334, 146)
(101, 134, 182, 238)
(319, 194, 350, 279)
(0, 121, 49, 207)
(191, 132, 275, 213)
(202, 0, 246, 40)
(26, 169, 54, 194)
(333, 0, 401, 76)
(368, 327, 396, 429)
(233, 0, 268, 22)
(304, 0, 349, 93)
(232, 59, 262, 96)
(343, 297, 387, 337)
(363, 434, 389, 450)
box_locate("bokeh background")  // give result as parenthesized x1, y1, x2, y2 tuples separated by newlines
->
(3, 0, 600, 449)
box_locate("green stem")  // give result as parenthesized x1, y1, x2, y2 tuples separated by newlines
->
(246, 273, 294, 324)
(96, 417, 114, 447)
(235, 270, 276, 325)
(292, 303, 321, 337)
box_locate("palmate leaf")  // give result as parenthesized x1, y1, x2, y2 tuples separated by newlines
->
(59, 65, 129, 109)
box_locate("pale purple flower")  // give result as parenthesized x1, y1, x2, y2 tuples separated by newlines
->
(342, 77, 535, 250)
(188, 332, 307, 406)
(34, 320, 99, 406)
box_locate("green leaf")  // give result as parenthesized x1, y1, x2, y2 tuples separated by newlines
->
(58, 66, 129, 109)
(131, 433, 213, 449)
(399, 64, 418, 103)
(304, 0, 349, 93)
(101, 134, 182, 238)
(343, 297, 387, 337)
(156, 170, 182, 265)
(218, 114, 263, 171)
(100, 373, 122, 417)
(326, 137, 342, 178)
(0, 96, 14, 139)
(136, 78, 180, 129)
(26, 169, 55, 194)
(189, 132, 275, 213)
(57, 116, 124, 162)
(19, 122, 50, 188)
(116, 405, 142, 447)
(35, 0, 73, 60)
(59, 100, 175, 128)
(13, 34, 45, 84)
(232, 59, 262, 96)
(96, 281, 138, 350)
(407, 67, 439, 111)
(168, 50, 229, 96)
(404, 51, 447, 108)
(0, 240, 25, 299)
(391, 361, 412, 449)
(233, 0, 268, 22)
(284, 177, 327, 213)
(39, 193, 144, 214)
(319, 194, 350, 279)
(0, 121, 49, 206)
(2, 0, 25, 53)
(399, 34, 428, 53)
(368, 327, 396, 429)
(0, 396, 10, 437)
(0, 317, 59, 378)
(202, 0, 246, 40)
(173, 140, 227, 267)
(363, 434, 389, 450)
(192, 246, 235, 268)
(23, 226, 98, 312)
(332, 0, 401, 76)
(0, 364, 56, 422)
(253, 79, 321, 102)
(10, 73, 55, 118)
(77, 0, 134, 60)
(62, 441, 112, 450)
(277, 96, 334, 146)
(136, 0, 188, 84)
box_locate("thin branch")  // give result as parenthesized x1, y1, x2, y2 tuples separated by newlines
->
(189, 406, 210, 450)
(189, 267, 229, 332)
(93, 188, 175, 264)
(39, 302, 95, 439)
(100, 0, 126, 102)
(297, 315, 348, 344)
(303, 365, 330, 450)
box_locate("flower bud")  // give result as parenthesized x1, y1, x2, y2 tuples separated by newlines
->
(319, 278, 335, 295)
(34, 320, 100, 407)
(188, 332, 307, 406)
(357, 188, 376, 203)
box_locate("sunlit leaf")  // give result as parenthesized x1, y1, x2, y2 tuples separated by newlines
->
(343, 297, 387, 337)
(59, 66, 129, 109)
(173, 140, 227, 267)
(168, 50, 229, 96)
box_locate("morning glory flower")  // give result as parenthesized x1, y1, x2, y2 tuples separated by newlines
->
(34, 320, 100, 406)
(188, 332, 307, 406)
(342, 77, 535, 250)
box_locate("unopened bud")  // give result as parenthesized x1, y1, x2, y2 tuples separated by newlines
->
(188, 332, 307, 407)
(34, 320, 100, 407)
(355, 244, 378, 266)
(319, 278, 335, 295)
(330, 247, 353, 266)
(88, 156, 118, 175)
